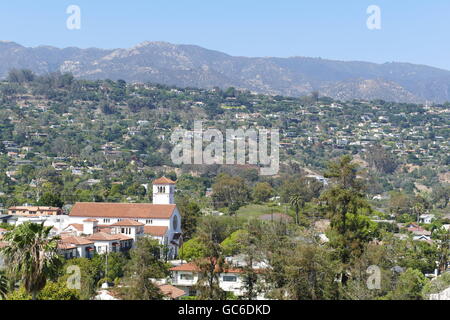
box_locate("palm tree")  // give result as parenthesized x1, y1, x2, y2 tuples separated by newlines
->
(289, 195, 305, 225)
(0, 270, 8, 300)
(0, 222, 61, 300)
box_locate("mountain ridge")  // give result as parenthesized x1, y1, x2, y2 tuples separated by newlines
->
(1, 40, 450, 103)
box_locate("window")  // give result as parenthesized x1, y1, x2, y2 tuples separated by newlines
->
(103, 219, 110, 223)
(172, 215, 178, 230)
(146, 219, 153, 224)
(223, 276, 237, 282)
(180, 273, 194, 281)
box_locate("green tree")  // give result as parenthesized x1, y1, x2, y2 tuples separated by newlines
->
(237, 221, 266, 300)
(195, 217, 227, 300)
(38, 280, 79, 300)
(289, 194, 305, 226)
(61, 257, 102, 300)
(37, 192, 64, 208)
(212, 174, 251, 211)
(1, 222, 61, 299)
(221, 230, 247, 256)
(252, 182, 274, 203)
(178, 200, 201, 241)
(267, 238, 340, 300)
(321, 156, 375, 284)
(120, 238, 169, 300)
(179, 238, 207, 262)
(384, 269, 428, 300)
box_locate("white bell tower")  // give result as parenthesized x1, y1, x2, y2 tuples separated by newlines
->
(152, 177, 176, 205)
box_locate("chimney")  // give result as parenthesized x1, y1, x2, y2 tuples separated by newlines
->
(83, 219, 98, 235)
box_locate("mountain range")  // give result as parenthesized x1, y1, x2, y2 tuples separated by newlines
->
(1, 40, 450, 103)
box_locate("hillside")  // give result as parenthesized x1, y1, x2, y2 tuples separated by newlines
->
(1, 41, 450, 103)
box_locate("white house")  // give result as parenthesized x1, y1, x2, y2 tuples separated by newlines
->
(169, 256, 267, 299)
(419, 214, 435, 224)
(85, 232, 133, 254)
(59, 236, 95, 259)
(68, 177, 182, 258)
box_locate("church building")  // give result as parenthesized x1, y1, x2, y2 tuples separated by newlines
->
(68, 177, 182, 258)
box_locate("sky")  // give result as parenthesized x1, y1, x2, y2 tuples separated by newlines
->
(1, 1, 450, 70)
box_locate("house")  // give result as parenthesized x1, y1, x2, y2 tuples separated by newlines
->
(68, 177, 182, 259)
(169, 257, 267, 299)
(57, 242, 78, 260)
(59, 236, 95, 259)
(419, 214, 435, 224)
(413, 235, 433, 243)
(86, 232, 133, 254)
(8, 206, 62, 217)
(406, 223, 432, 237)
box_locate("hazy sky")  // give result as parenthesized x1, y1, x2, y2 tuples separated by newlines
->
(1, 1, 450, 70)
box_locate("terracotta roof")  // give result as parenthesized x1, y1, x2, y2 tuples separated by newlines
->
(9, 206, 61, 211)
(169, 262, 243, 274)
(111, 219, 144, 227)
(70, 203, 176, 219)
(170, 262, 200, 272)
(97, 226, 113, 234)
(158, 284, 186, 299)
(86, 232, 122, 242)
(58, 242, 77, 250)
(66, 224, 84, 232)
(153, 177, 176, 185)
(61, 236, 94, 246)
(144, 226, 168, 237)
(83, 219, 98, 222)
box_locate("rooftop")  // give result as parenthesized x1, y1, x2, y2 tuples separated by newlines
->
(70, 202, 176, 219)
(153, 177, 176, 185)
(111, 219, 144, 227)
(144, 226, 168, 237)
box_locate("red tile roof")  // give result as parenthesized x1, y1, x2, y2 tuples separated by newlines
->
(169, 262, 243, 273)
(153, 177, 176, 185)
(144, 226, 168, 237)
(86, 232, 122, 242)
(111, 219, 144, 227)
(158, 284, 186, 299)
(61, 236, 94, 246)
(58, 242, 77, 250)
(70, 202, 176, 219)
(67, 224, 84, 232)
